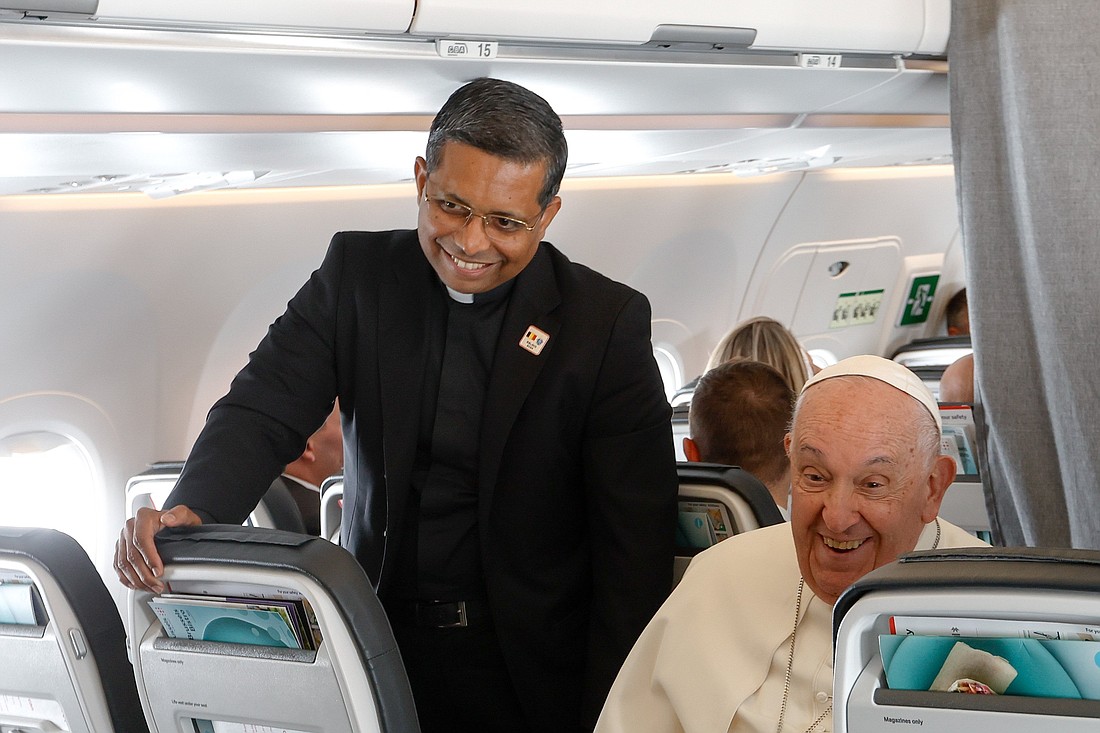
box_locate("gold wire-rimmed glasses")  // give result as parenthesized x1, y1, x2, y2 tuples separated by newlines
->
(421, 190, 544, 243)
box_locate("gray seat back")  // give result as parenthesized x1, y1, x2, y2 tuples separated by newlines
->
(674, 462, 785, 586)
(834, 547, 1100, 732)
(0, 526, 148, 733)
(128, 524, 419, 732)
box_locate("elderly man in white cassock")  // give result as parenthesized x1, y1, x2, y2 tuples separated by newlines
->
(596, 354, 987, 733)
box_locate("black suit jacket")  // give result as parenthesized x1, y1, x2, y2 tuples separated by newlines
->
(170, 230, 678, 730)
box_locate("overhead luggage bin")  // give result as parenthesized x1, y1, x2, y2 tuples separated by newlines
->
(834, 548, 1100, 732)
(410, 0, 950, 56)
(88, 0, 414, 34)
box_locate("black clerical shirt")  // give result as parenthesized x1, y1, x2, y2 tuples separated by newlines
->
(392, 278, 513, 603)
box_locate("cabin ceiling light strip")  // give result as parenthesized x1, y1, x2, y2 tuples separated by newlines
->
(0, 113, 799, 134)
(0, 112, 949, 135)
(800, 114, 950, 129)
(559, 114, 798, 131)
(0, 113, 435, 134)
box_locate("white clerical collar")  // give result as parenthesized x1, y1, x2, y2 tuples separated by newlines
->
(446, 286, 474, 304)
(281, 473, 321, 494)
(443, 277, 514, 305)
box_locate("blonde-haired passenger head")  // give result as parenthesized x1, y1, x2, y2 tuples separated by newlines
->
(704, 316, 811, 392)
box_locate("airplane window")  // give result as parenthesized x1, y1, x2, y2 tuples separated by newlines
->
(0, 431, 98, 555)
(807, 348, 838, 372)
(652, 345, 684, 402)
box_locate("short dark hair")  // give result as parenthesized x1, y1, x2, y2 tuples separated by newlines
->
(945, 288, 968, 333)
(426, 77, 568, 209)
(689, 359, 795, 486)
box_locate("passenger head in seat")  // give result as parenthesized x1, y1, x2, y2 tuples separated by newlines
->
(684, 359, 795, 514)
(596, 355, 987, 733)
(939, 352, 975, 404)
(270, 402, 343, 535)
(705, 316, 811, 392)
(945, 288, 970, 336)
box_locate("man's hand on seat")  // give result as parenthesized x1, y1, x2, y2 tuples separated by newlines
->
(115, 505, 201, 593)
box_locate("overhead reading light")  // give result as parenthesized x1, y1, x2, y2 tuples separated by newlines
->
(681, 163, 735, 175)
(24, 172, 264, 196)
(895, 154, 954, 166)
(731, 146, 838, 177)
(141, 170, 265, 199)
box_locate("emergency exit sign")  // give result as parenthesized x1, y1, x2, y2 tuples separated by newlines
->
(899, 274, 940, 326)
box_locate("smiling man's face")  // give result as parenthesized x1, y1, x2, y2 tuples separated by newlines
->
(786, 376, 952, 605)
(414, 141, 560, 295)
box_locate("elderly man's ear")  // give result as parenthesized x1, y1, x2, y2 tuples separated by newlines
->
(682, 437, 701, 463)
(921, 454, 957, 524)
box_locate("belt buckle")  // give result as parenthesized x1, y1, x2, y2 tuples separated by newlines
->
(421, 600, 467, 628)
(439, 600, 468, 628)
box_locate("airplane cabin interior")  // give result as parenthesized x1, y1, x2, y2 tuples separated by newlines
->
(5, 2, 1099, 731)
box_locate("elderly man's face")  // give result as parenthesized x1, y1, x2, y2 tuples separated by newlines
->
(785, 377, 953, 605)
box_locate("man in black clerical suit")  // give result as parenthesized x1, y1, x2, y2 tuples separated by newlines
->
(116, 77, 678, 732)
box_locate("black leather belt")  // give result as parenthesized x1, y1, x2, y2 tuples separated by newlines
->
(390, 599, 490, 629)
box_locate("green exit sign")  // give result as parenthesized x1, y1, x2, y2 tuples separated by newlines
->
(899, 274, 940, 326)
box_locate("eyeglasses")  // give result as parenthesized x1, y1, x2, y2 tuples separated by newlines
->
(421, 191, 543, 243)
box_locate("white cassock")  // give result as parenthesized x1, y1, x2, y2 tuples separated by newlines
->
(595, 519, 985, 733)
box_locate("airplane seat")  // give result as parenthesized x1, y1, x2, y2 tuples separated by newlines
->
(249, 478, 308, 534)
(128, 524, 419, 733)
(126, 461, 185, 518)
(320, 476, 344, 544)
(890, 335, 972, 366)
(670, 384, 695, 408)
(670, 402, 690, 461)
(0, 526, 149, 733)
(127, 462, 316, 535)
(674, 462, 785, 587)
(935, 403, 993, 542)
(891, 335, 973, 399)
(833, 546, 1100, 732)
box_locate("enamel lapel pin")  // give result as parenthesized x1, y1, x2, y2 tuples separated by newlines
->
(519, 325, 550, 355)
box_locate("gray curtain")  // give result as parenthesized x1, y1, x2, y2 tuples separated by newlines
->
(951, 2, 1100, 548)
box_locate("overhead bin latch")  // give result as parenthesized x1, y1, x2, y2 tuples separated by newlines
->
(0, 0, 97, 20)
(646, 24, 756, 51)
